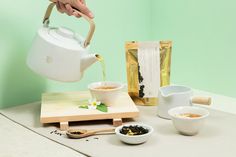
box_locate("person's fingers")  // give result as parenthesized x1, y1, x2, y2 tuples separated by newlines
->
(71, 0, 94, 18)
(57, 0, 85, 5)
(80, 0, 86, 5)
(65, 4, 73, 16)
(72, 11, 82, 18)
(57, 0, 93, 18)
(57, 0, 70, 4)
(59, 2, 73, 16)
(56, 1, 64, 13)
(58, 2, 67, 13)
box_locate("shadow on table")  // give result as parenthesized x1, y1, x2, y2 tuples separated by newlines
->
(156, 123, 220, 138)
(107, 134, 158, 147)
(155, 123, 178, 136)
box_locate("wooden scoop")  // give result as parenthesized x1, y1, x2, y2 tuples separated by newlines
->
(66, 128, 115, 139)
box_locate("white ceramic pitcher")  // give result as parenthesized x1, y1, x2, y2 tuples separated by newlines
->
(158, 85, 211, 119)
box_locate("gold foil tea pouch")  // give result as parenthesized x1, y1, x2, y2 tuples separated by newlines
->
(125, 41, 172, 106)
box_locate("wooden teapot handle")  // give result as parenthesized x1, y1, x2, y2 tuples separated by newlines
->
(43, 1, 95, 48)
(191, 97, 212, 105)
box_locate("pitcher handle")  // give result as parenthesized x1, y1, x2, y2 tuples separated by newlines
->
(191, 96, 212, 105)
(43, 1, 95, 48)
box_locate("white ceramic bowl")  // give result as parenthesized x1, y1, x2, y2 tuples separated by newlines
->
(115, 124, 154, 144)
(168, 106, 209, 136)
(88, 81, 124, 106)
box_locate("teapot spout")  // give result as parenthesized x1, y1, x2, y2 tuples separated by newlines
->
(81, 54, 100, 71)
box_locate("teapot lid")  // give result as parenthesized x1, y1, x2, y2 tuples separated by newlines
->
(41, 2, 95, 50)
(39, 26, 87, 51)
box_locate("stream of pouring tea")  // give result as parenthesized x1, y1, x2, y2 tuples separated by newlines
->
(96, 55, 106, 81)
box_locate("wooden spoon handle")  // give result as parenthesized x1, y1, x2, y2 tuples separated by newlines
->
(191, 97, 212, 105)
(79, 128, 115, 138)
(91, 128, 115, 133)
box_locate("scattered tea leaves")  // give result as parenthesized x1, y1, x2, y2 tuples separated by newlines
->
(50, 130, 64, 136)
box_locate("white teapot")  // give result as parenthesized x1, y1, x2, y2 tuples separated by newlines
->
(27, 2, 99, 82)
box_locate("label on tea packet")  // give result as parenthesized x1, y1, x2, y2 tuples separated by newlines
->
(137, 42, 160, 98)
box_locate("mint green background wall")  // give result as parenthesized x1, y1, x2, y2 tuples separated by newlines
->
(0, 0, 151, 108)
(151, 0, 236, 98)
(1, 0, 235, 108)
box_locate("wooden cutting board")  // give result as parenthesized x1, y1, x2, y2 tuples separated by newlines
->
(40, 91, 139, 130)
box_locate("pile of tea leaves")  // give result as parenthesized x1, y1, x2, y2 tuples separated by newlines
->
(120, 125, 149, 136)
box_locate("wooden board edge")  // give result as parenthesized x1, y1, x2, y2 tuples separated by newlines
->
(40, 111, 139, 124)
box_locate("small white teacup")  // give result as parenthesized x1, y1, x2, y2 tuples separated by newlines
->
(88, 81, 124, 106)
(168, 106, 209, 136)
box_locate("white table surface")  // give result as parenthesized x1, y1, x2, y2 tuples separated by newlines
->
(0, 89, 236, 157)
(192, 89, 236, 114)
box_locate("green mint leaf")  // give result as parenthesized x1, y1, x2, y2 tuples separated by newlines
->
(79, 105, 88, 109)
(96, 103, 108, 112)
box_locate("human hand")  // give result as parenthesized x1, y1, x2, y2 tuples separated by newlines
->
(53, 0, 94, 19)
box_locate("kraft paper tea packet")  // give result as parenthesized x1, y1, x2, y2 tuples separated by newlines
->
(125, 41, 172, 106)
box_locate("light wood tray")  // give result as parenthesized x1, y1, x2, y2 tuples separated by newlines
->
(40, 91, 139, 130)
